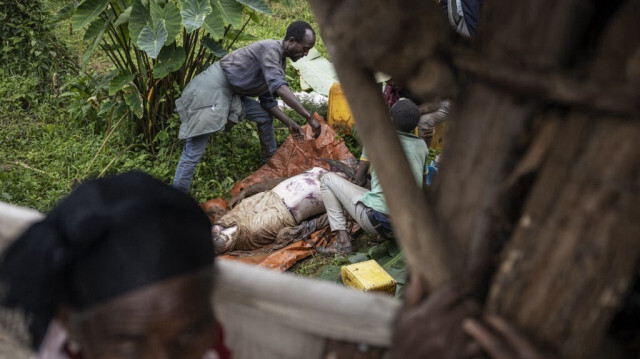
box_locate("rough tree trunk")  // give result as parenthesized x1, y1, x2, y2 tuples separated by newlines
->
(309, 0, 640, 357)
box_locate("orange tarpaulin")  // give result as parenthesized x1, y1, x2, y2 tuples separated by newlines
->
(230, 115, 357, 195)
(204, 117, 356, 272)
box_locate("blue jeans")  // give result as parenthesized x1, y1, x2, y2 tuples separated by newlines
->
(172, 97, 276, 193)
(243, 96, 276, 162)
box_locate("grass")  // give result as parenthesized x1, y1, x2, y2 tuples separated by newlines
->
(0, 0, 374, 277)
(289, 232, 381, 277)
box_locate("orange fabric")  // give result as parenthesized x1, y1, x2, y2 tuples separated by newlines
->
(219, 227, 335, 272)
(207, 115, 355, 272)
(201, 198, 229, 224)
(230, 115, 355, 195)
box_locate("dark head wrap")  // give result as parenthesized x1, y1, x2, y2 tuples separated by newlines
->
(0, 171, 213, 350)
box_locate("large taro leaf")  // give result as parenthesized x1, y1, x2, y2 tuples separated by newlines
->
(82, 16, 105, 41)
(212, 0, 243, 28)
(233, 0, 271, 14)
(150, 0, 181, 44)
(112, 101, 130, 119)
(72, 0, 111, 30)
(51, 3, 75, 24)
(382, 251, 407, 298)
(129, 0, 150, 46)
(114, 6, 132, 27)
(81, 15, 112, 70)
(122, 84, 143, 118)
(150, 0, 163, 26)
(201, 36, 228, 57)
(224, 28, 257, 41)
(317, 265, 343, 284)
(109, 70, 136, 96)
(137, 21, 168, 58)
(290, 48, 338, 96)
(202, 2, 225, 39)
(180, 0, 213, 34)
(153, 45, 186, 79)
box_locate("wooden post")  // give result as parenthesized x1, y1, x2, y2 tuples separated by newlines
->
(310, 0, 640, 356)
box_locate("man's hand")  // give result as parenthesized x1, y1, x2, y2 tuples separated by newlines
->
(309, 113, 322, 139)
(391, 279, 481, 359)
(288, 122, 305, 142)
(463, 316, 557, 359)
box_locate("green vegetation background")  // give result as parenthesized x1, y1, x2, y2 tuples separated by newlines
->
(0, 0, 335, 212)
(1, 0, 413, 283)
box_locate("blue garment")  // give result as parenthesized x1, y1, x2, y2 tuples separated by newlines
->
(440, 0, 482, 36)
(173, 97, 277, 193)
(173, 40, 288, 193)
(371, 209, 394, 239)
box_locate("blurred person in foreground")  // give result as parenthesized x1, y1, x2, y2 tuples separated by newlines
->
(0, 171, 230, 359)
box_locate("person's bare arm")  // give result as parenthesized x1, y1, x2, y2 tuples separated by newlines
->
(266, 105, 304, 141)
(276, 84, 321, 138)
(228, 178, 286, 208)
(355, 160, 370, 187)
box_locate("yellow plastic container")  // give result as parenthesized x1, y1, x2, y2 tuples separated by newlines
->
(327, 82, 355, 135)
(341, 260, 397, 295)
(431, 122, 447, 151)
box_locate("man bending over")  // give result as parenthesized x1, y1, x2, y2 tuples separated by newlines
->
(319, 99, 428, 254)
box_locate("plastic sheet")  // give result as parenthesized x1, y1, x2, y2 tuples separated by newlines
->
(230, 116, 356, 195)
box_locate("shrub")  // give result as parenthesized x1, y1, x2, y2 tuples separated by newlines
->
(0, 0, 76, 92)
(54, 0, 293, 147)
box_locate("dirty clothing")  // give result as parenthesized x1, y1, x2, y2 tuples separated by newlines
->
(173, 40, 289, 193)
(320, 131, 428, 239)
(218, 191, 297, 251)
(271, 167, 327, 224)
(175, 62, 244, 140)
(173, 97, 276, 193)
(319, 173, 378, 234)
(216, 168, 327, 252)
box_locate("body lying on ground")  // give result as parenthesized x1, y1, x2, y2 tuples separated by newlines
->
(212, 167, 331, 254)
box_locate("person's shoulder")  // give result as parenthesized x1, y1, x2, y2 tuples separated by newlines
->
(397, 131, 423, 142)
(253, 39, 282, 49)
(398, 131, 428, 153)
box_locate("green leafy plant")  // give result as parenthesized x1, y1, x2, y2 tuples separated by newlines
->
(54, 0, 286, 147)
(0, 0, 76, 91)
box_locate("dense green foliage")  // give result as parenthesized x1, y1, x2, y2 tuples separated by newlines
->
(49, 0, 293, 145)
(0, 0, 75, 93)
(0, 0, 347, 212)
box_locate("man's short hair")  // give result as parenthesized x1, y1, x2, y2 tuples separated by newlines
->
(390, 99, 421, 132)
(284, 20, 315, 42)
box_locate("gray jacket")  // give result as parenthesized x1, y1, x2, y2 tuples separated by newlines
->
(175, 62, 244, 139)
